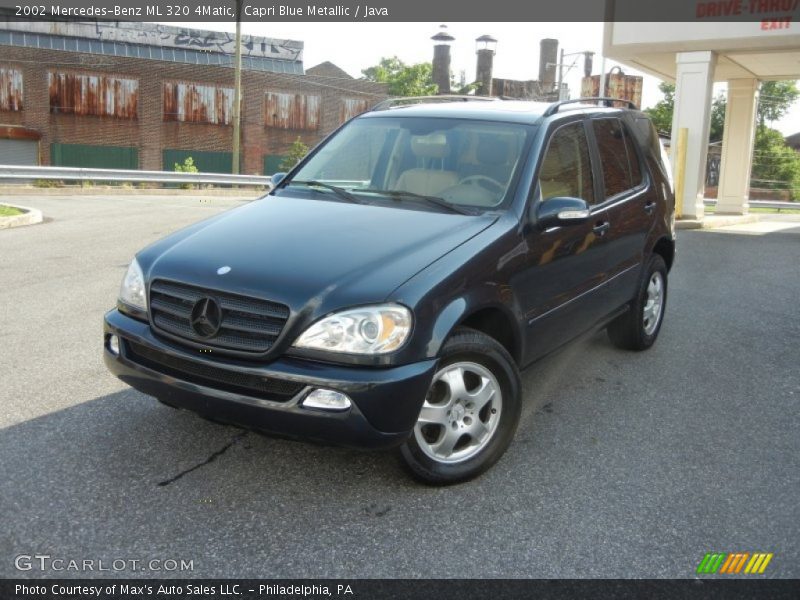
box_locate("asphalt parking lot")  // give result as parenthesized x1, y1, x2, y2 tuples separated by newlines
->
(1, 194, 798, 579)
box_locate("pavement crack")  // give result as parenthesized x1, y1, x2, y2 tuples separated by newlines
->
(157, 431, 248, 487)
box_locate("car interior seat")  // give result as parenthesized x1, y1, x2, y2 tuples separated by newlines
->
(393, 133, 459, 197)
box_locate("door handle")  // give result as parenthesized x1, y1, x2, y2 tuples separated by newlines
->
(593, 221, 610, 236)
(644, 200, 656, 215)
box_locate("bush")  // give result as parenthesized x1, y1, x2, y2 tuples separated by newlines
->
(34, 179, 60, 188)
(174, 156, 199, 190)
(278, 138, 310, 172)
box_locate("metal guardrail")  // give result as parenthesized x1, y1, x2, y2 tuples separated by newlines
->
(0, 165, 272, 187)
(704, 198, 799, 211)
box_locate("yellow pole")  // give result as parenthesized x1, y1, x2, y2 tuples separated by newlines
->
(674, 127, 688, 219)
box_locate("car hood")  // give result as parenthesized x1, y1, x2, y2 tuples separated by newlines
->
(144, 194, 497, 315)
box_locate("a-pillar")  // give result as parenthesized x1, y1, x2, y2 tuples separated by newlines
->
(716, 79, 759, 214)
(671, 51, 717, 220)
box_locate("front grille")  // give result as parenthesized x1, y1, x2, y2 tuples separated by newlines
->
(149, 279, 289, 354)
(126, 340, 305, 402)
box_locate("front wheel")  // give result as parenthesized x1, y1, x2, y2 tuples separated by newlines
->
(607, 253, 668, 351)
(400, 328, 521, 485)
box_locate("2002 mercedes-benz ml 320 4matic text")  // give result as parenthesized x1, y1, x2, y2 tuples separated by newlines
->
(104, 96, 675, 484)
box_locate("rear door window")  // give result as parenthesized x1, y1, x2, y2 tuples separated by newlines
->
(592, 118, 644, 199)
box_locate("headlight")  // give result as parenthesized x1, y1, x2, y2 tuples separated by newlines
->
(294, 304, 412, 355)
(118, 257, 147, 314)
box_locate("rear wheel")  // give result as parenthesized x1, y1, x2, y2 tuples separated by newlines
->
(400, 328, 521, 485)
(607, 253, 668, 351)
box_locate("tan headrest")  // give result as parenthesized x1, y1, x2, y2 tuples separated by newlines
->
(411, 133, 449, 159)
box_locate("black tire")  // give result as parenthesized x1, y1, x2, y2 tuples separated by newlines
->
(400, 327, 522, 485)
(607, 253, 668, 351)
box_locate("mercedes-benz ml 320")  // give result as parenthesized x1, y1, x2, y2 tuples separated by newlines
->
(104, 97, 675, 484)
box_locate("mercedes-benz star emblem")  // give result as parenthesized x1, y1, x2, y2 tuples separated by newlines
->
(217, 266, 231, 275)
(190, 297, 222, 338)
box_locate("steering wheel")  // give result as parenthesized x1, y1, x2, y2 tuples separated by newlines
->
(458, 175, 505, 193)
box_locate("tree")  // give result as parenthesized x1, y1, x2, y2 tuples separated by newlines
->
(362, 56, 438, 96)
(646, 79, 800, 198)
(278, 137, 309, 172)
(646, 80, 799, 140)
(644, 82, 726, 140)
(750, 127, 800, 199)
(757, 80, 800, 126)
(644, 82, 675, 134)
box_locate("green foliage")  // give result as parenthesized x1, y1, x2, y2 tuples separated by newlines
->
(644, 82, 675, 134)
(644, 82, 727, 140)
(647, 80, 799, 141)
(0, 204, 23, 217)
(362, 56, 438, 96)
(33, 179, 60, 188)
(709, 94, 727, 143)
(278, 138, 310, 172)
(647, 79, 800, 197)
(173, 156, 198, 174)
(757, 81, 799, 126)
(174, 156, 198, 190)
(750, 127, 800, 200)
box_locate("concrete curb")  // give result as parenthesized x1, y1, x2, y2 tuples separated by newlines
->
(0, 203, 44, 230)
(0, 186, 266, 198)
(676, 214, 760, 230)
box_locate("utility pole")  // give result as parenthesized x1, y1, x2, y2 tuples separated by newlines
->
(598, 55, 607, 99)
(557, 48, 565, 101)
(231, 0, 242, 174)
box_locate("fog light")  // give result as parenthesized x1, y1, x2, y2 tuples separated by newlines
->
(108, 335, 120, 356)
(302, 389, 352, 411)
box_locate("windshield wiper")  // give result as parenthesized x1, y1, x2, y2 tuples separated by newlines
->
(288, 180, 365, 204)
(358, 188, 475, 215)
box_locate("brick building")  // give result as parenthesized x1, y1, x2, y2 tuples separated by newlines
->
(0, 20, 388, 174)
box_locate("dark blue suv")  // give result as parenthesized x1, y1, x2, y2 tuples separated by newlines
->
(104, 97, 675, 484)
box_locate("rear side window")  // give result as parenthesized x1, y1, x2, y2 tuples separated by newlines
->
(537, 122, 595, 205)
(592, 118, 644, 198)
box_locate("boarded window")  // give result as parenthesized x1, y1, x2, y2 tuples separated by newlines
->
(0, 68, 23, 111)
(263, 155, 287, 175)
(340, 98, 369, 124)
(163, 82, 235, 125)
(264, 92, 320, 131)
(48, 72, 138, 119)
(51, 143, 138, 169)
(163, 149, 234, 174)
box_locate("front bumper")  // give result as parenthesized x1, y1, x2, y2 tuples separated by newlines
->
(103, 309, 437, 449)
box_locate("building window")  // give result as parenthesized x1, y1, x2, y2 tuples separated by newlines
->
(48, 72, 138, 119)
(0, 67, 23, 111)
(264, 92, 320, 131)
(340, 98, 370, 124)
(0, 31, 304, 75)
(163, 81, 235, 125)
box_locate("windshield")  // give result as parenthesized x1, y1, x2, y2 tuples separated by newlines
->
(286, 116, 533, 211)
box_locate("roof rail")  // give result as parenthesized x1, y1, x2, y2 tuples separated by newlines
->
(371, 95, 498, 111)
(543, 97, 637, 117)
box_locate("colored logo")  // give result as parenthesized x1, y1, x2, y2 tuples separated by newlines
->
(696, 552, 773, 575)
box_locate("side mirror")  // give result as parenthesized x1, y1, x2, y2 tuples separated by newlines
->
(536, 196, 591, 229)
(270, 172, 287, 188)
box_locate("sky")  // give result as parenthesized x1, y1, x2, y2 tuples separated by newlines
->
(171, 21, 800, 136)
